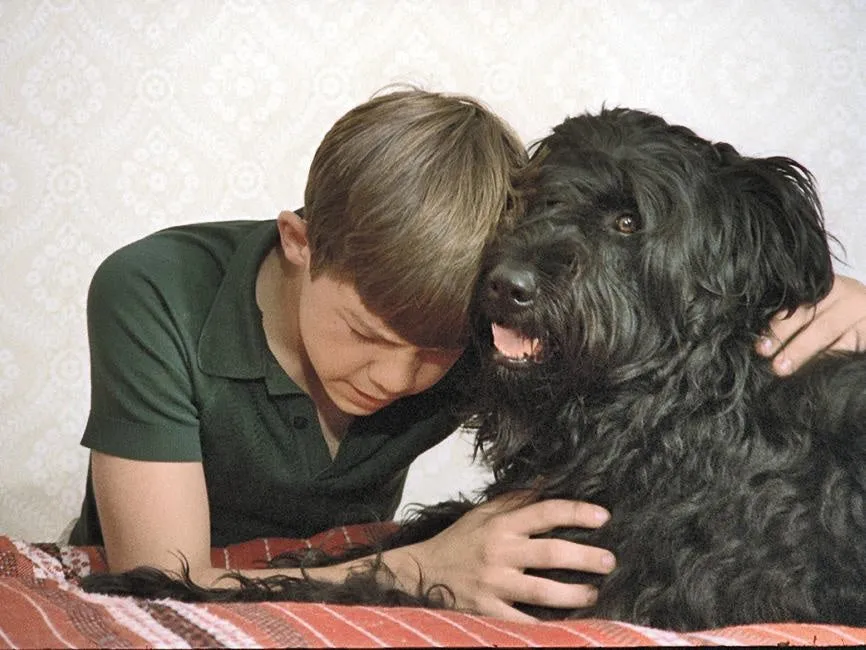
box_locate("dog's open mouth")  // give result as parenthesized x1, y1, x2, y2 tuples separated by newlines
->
(491, 323, 543, 365)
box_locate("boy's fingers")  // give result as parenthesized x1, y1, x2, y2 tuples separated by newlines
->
(527, 537, 616, 574)
(757, 275, 866, 375)
(756, 305, 815, 352)
(755, 332, 781, 357)
(756, 307, 820, 375)
(513, 574, 600, 609)
(499, 498, 610, 534)
(756, 331, 796, 374)
(479, 573, 600, 621)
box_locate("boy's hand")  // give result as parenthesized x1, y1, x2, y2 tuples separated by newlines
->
(757, 274, 866, 375)
(384, 492, 615, 622)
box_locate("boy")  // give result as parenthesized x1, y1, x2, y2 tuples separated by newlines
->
(70, 88, 616, 621)
(71, 88, 866, 621)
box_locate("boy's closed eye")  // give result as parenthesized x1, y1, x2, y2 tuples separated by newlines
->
(341, 307, 465, 362)
(349, 326, 388, 345)
(348, 322, 463, 362)
(343, 309, 405, 348)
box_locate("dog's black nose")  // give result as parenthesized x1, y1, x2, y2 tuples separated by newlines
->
(485, 261, 538, 311)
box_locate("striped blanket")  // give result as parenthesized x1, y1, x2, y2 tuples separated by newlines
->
(1, 528, 864, 648)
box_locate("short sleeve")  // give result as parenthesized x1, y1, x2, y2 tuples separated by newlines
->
(82, 244, 203, 462)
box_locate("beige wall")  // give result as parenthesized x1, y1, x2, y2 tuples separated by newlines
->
(1, 0, 863, 540)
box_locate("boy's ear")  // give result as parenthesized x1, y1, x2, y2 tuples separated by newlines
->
(276, 210, 310, 267)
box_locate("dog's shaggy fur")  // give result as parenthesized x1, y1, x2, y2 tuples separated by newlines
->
(82, 108, 866, 630)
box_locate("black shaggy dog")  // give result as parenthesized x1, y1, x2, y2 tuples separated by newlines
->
(82, 108, 866, 630)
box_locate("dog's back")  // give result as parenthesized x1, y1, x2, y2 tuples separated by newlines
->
(476, 108, 866, 628)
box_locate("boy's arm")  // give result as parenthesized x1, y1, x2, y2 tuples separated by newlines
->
(94, 451, 611, 623)
(92, 451, 365, 585)
(91, 452, 214, 574)
(92, 451, 395, 586)
(757, 274, 866, 373)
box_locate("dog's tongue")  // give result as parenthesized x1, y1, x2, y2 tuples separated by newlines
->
(491, 323, 541, 360)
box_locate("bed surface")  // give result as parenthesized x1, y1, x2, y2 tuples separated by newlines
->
(2, 527, 864, 648)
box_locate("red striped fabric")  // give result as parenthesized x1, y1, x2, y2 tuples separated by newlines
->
(2, 531, 864, 648)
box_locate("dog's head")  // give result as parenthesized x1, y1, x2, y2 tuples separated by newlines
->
(476, 107, 834, 402)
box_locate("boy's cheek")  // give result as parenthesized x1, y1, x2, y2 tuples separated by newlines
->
(416, 358, 461, 392)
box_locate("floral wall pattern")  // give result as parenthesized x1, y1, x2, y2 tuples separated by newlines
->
(1, 0, 863, 540)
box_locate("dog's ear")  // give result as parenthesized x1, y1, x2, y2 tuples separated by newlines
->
(703, 149, 834, 327)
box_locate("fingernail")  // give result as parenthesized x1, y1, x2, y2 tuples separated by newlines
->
(777, 357, 793, 374)
(595, 508, 610, 523)
(602, 553, 616, 570)
(758, 336, 773, 352)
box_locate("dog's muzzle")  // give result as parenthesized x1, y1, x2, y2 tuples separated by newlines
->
(483, 260, 544, 365)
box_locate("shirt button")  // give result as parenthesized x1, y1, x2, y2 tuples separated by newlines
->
(292, 416, 309, 429)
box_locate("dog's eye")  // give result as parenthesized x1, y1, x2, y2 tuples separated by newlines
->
(613, 213, 641, 235)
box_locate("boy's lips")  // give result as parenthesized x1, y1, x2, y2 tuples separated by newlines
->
(348, 384, 393, 410)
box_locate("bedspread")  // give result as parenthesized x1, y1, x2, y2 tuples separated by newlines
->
(2, 528, 865, 648)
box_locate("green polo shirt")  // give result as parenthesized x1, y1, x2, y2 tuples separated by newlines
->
(69, 219, 472, 547)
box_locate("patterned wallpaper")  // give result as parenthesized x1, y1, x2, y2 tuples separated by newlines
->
(1, 0, 863, 541)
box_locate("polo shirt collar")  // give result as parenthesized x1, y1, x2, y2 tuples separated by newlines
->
(197, 220, 305, 396)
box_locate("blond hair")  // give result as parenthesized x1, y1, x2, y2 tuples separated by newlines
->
(304, 87, 528, 348)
